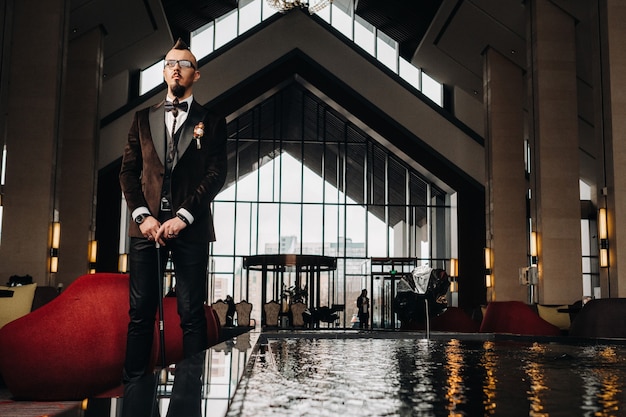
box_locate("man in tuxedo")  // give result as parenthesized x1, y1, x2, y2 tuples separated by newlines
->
(119, 38, 227, 384)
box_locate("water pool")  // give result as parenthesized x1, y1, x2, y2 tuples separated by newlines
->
(227, 334, 626, 416)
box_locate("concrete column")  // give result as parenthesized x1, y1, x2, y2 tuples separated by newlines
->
(600, 0, 626, 297)
(484, 48, 527, 302)
(56, 28, 104, 286)
(0, 0, 69, 285)
(530, 0, 583, 304)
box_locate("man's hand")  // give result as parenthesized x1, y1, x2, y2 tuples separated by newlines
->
(155, 216, 187, 246)
(139, 216, 161, 243)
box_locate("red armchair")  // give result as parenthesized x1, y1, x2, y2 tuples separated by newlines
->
(479, 301, 561, 336)
(0, 273, 220, 400)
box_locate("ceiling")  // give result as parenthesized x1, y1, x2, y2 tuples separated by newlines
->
(69, 0, 592, 101)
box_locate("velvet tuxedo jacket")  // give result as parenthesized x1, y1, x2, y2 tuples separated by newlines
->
(120, 99, 227, 243)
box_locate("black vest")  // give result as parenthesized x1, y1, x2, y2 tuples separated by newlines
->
(160, 126, 183, 219)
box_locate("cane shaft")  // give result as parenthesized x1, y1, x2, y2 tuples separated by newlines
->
(156, 243, 166, 368)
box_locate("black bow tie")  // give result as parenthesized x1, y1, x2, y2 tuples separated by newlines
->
(164, 100, 188, 113)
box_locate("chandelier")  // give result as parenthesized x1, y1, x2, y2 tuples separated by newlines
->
(266, 0, 333, 15)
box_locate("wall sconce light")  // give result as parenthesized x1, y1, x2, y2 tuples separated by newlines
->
(51, 222, 61, 248)
(449, 258, 458, 278)
(599, 208, 609, 268)
(49, 256, 59, 274)
(449, 258, 458, 292)
(88, 240, 98, 273)
(449, 278, 458, 293)
(88, 240, 97, 263)
(600, 248, 609, 268)
(484, 248, 493, 288)
(484, 247, 492, 271)
(529, 231, 538, 266)
(598, 208, 608, 240)
(118, 253, 128, 273)
(49, 222, 61, 273)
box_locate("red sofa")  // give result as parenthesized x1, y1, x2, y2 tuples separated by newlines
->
(0, 273, 220, 400)
(479, 300, 561, 336)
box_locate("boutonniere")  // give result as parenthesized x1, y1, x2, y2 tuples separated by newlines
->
(193, 122, 204, 149)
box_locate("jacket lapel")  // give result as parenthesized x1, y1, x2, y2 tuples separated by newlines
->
(149, 101, 166, 166)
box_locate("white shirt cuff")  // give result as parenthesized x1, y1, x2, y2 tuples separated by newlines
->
(176, 208, 194, 225)
(132, 207, 151, 219)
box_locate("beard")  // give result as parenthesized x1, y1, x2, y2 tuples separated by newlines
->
(171, 82, 186, 98)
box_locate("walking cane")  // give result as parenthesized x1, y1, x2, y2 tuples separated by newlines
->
(155, 242, 167, 369)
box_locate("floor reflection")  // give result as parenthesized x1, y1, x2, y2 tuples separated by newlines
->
(76, 330, 260, 417)
(60, 332, 626, 417)
(223, 335, 626, 416)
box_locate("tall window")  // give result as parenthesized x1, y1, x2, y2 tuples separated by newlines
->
(580, 180, 600, 298)
(209, 85, 454, 327)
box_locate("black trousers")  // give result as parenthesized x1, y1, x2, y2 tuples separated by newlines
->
(358, 312, 369, 328)
(123, 236, 209, 382)
(121, 351, 205, 417)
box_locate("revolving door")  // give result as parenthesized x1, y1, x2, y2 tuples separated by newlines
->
(371, 258, 420, 329)
(243, 254, 338, 327)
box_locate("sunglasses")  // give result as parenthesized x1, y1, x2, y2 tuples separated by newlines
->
(164, 59, 196, 70)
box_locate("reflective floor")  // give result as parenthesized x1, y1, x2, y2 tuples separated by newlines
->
(228, 333, 626, 417)
(55, 330, 260, 417)
(45, 331, 626, 417)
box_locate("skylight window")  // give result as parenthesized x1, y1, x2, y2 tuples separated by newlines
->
(399, 58, 420, 90)
(354, 15, 375, 56)
(331, 3, 353, 40)
(261, 0, 278, 20)
(139, 59, 164, 95)
(376, 31, 397, 72)
(215, 9, 239, 50)
(191, 22, 215, 62)
(316, 3, 331, 23)
(239, 0, 262, 34)
(422, 71, 443, 106)
(138, 1, 444, 109)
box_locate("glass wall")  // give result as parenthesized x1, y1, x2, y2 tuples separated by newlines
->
(208, 85, 455, 327)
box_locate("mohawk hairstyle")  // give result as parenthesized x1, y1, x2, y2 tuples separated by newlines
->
(173, 38, 189, 50)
